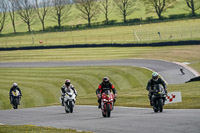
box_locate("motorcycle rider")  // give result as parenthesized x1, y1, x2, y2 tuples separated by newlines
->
(146, 72, 167, 106)
(96, 77, 117, 109)
(61, 79, 77, 106)
(9, 83, 22, 105)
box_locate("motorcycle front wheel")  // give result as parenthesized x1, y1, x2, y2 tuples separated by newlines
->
(158, 98, 163, 112)
(69, 101, 73, 113)
(13, 98, 19, 109)
(106, 104, 111, 117)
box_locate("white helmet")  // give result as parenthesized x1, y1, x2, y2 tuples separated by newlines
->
(13, 83, 18, 87)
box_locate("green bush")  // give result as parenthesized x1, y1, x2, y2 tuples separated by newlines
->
(126, 18, 141, 23)
(102, 20, 117, 25)
(146, 17, 154, 21)
(168, 14, 186, 19)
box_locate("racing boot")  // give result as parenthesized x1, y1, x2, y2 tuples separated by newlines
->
(98, 103, 101, 109)
(98, 99, 101, 109)
(150, 100, 153, 106)
(10, 97, 13, 104)
(61, 97, 64, 106)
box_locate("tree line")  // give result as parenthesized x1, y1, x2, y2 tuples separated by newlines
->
(0, 0, 200, 34)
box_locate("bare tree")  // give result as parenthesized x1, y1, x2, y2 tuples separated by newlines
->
(35, 0, 50, 31)
(114, 0, 137, 23)
(51, 0, 72, 29)
(8, 0, 18, 33)
(0, 0, 7, 33)
(73, 0, 100, 27)
(16, 0, 36, 32)
(186, 0, 200, 16)
(100, 0, 113, 24)
(142, 0, 177, 20)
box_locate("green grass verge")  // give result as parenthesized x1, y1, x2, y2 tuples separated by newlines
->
(1, 19, 200, 48)
(0, 125, 91, 133)
(189, 62, 200, 74)
(0, 66, 199, 110)
(0, 45, 199, 73)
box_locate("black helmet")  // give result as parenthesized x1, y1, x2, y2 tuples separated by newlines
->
(65, 79, 71, 86)
(103, 77, 109, 84)
(152, 72, 158, 81)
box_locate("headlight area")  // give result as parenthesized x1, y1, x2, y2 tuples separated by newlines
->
(103, 99, 113, 102)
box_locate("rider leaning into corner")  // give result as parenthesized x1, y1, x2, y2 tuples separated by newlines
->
(146, 72, 167, 106)
(60, 79, 77, 106)
(9, 83, 22, 104)
(96, 77, 117, 109)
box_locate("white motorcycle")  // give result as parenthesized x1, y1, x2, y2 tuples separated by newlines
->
(63, 89, 76, 113)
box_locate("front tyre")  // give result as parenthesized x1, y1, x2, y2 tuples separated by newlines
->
(13, 98, 19, 109)
(69, 101, 73, 113)
(158, 98, 163, 112)
(106, 104, 111, 117)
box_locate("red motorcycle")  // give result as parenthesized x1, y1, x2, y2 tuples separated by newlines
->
(100, 89, 115, 117)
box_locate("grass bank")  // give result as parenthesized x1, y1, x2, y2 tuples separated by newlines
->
(0, 19, 200, 48)
(0, 45, 199, 73)
(0, 66, 199, 110)
(0, 125, 91, 133)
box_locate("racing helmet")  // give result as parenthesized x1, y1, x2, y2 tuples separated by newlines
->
(65, 79, 71, 86)
(103, 77, 109, 84)
(152, 72, 159, 81)
(13, 83, 18, 87)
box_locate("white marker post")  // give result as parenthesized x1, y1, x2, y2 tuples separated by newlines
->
(165, 92, 182, 104)
(133, 30, 140, 42)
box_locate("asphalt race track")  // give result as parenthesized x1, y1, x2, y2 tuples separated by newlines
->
(0, 59, 200, 133)
(0, 105, 200, 133)
(0, 59, 198, 84)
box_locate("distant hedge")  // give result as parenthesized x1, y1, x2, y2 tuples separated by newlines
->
(0, 40, 199, 51)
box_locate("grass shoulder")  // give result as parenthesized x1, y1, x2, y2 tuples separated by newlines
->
(0, 125, 92, 133)
(0, 66, 199, 110)
(1, 19, 200, 48)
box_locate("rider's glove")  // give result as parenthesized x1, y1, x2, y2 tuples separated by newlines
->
(114, 94, 117, 98)
(97, 94, 101, 99)
(149, 89, 154, 93)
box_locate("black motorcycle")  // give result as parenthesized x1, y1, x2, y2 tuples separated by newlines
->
(10, 90, 21, 109)
(151, 84, 166, 112)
